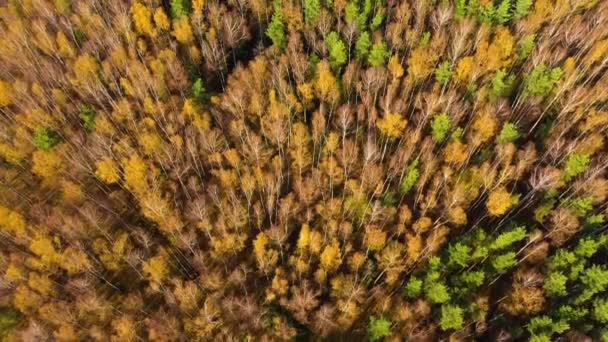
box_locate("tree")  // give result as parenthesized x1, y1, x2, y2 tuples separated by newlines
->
(377, 113, 407, 140)
(495, 0, 511, 24)
(447, 242, 471, 268)
(266, 10, 286, 49)
(325, 32, 347, 70)
(435, 61, 452, 85)
(497, 122, 520, 144)
(355, 32, 371, 60)
(593, 299, 608, 324)
(431, 113, 450, 142)
(491, 252, 517, 272)
(405, 276, 423, 298)
(368, 41, 388, 67)
(95, 158, 120, 184)
(33, 127, 61, 150)
(487, 187, 520, 216)
(79, 104, 96, 132)
(562, 153, 589, 182)
(171, 0, 191, 18)
(400, 159, 419, 194)
(522, 64, 562, 99)
(440, 304, 464, 331)
(304, 0, 321, 25)
(514, 0, 533, 18)
(368, 316, 391, 341)
(544, 272, 568, 297)
(172, 16, 194, 44)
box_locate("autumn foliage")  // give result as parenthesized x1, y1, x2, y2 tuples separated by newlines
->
(1, 0, 608, 341)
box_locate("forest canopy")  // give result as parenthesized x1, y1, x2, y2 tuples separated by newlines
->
(0, 0, 608, 341)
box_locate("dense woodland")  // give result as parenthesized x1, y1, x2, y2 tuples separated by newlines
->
(0, 0, 607, 340)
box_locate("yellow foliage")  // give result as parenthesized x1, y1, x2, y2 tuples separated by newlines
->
(143, 254, 169, 287)
(377, 112, 407, 140)
(153, 7, 170, 31)
(407, 48, 438, 81)
(122, 155, 149, 195)
(472, 110, 497, 143)
(29, 235, 61, 266)
(72, 53, 99, 85)
(388, 55, 404, 79)
(486, 186, 518, 216)
(95, 157, 120, 184)
(60, 247, 91, 274)
(0, 79, 12, 106)
(314, 60, 340, 104)
(320, 239, 341, 272)
(0, 205, 28, 238)
(28, 273, 54, 296)
(138, 131, 163, 156)
(455, 56, 474, 83)
(172, 17, 194, 44)
(56, 31, 75, 59)
(364, 227, 387, 251)
(131, 2, 156, 37)
(482, 27, 515, 72)
(583, 39, 608, 67)
(443, 140, 468, 165)
(13, 284, 42, 313)
(32, 148, 64, 180)
(297, 223, 310, 251)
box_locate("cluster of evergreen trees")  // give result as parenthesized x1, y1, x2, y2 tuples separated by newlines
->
(0, 0, 607, 340)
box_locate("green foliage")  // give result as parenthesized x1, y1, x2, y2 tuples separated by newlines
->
(562, 196, 593, 217)
(447, 242, 471, 268)
(455, 0, 468, 18)
(191, 78, 206, 104)
(368, 41, 389, 67)
(548, 250, 576, 271)
(55, 0, 71, 12)
(580, 265, 608, 297)
(544, 272, 568, 297)
(514, 0, 533, 18)
(33, 127, 61, 150)
(495, 0, 511, 25)
(326, 31, 347, 70)
(497, 122, 520, 144)
(80, 104, 96, 132)
(345, 1, 359, 24)
(575, 236, 607, 258)
(435, 61, 452, 85)
(419, 31, 431, 47)
(527, 316, 570, 341)
(400, 159, 420, 194)
(562, 153, 590, 182)
(355, 31, 371, 60)
(489, 226, 527, 251)
(491, 252, 517, 273)
(593, 299, 608, 323)
(370, 6, 384, 30)
(430, 113, 450, 142)
(368, 316, 392, 341)
(0, 307, 20, 339)
(518, 34, 536, 60)
(304, 0, 321, 25)
(459, 270, 485, 288)
(425, 282, 451, 304)
(522, 64, 562, 98)
(479, 3, 496, 24)
(489, 70, 514, 100)
(171, 0, 191, 18)
(405, 276, 423, 298)
(440, 304, 464, 331)
(266, 10, 286, 49)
